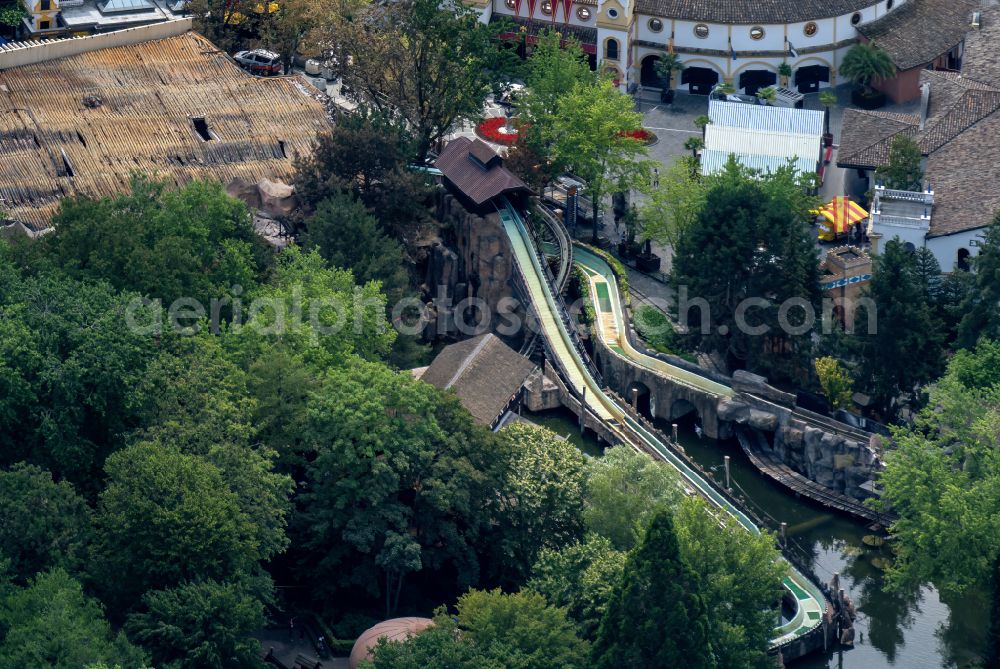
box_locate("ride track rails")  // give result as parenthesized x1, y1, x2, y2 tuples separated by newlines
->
(497, 198, 830, 652)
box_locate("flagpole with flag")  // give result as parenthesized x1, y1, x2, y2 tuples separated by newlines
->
(786, 38, 799, 59)
(729, 37, 736, 61)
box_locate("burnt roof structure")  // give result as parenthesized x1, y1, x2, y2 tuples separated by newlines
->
(856, 0, 977, 71)
(435, 137, 532, 210)
(420, 333, 536, 427)
(0, 31, 331, 233)
(838, 9, 1000, 237)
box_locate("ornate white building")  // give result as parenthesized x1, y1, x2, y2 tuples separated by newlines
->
(470, 0, 912, 93)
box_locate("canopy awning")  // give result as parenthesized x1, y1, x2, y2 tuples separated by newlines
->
(812, 196, 868, 233)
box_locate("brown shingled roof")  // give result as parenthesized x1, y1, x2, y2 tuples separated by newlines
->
(957, 6, 1000, 89)
(836, 108, 919, 168)
(838, 67, 1000, 237)
(0, 31, 331, 233)
(856, 0, 977, 71)
(420, 333, 536, 426)
(633, 0, 879, 24)
(435, 137, 532, 207)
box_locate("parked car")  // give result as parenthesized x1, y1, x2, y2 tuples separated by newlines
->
(234, 49, 282, 76)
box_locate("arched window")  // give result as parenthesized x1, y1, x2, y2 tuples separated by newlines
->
(958, 248, 971, 271)
(605, 38, 620, 60)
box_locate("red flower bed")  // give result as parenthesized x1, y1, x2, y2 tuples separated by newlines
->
(621, 128, 653, 143)
(477, 116, 522, 145)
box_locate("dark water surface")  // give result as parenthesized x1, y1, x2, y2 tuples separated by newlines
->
(525, 409, 987, 668)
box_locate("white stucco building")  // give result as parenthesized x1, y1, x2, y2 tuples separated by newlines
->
(838, 6, 1000, 273)
(469, 0, 914, 94)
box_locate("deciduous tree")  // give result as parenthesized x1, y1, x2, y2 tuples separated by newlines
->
(43, 177, 263, 307)
(673, 498, 784, 669)
(582, 445, 682, 552)
(294, 359, 505, 609)
(0, 274, 154, 488)
(320, 0, 514, 161)
(126, 579, 267, 669)
(547, 79, 652, 242)
(527, 534, 627, 639)
(516, 30, 593, 157)
(455, 589, 590, 669)
(0, 570, 147, 669)
(93, 443, 265, 610)
(293, 110, 434, 248)
(492, 422, 587, 584)
(879, 339, 1000, 594)
(815, 356, 854, 410)
(0, 464, 93, 584)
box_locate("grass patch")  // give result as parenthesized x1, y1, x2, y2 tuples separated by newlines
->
(633, 305, 696, 363)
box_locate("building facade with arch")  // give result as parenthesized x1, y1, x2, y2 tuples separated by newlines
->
(470, 0, 912, 92)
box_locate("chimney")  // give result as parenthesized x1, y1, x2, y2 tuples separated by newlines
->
(918, 82, 930, 130)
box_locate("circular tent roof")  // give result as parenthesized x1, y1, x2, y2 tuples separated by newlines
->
(348, 617, 435, 669)
(633, 0, 881, 24)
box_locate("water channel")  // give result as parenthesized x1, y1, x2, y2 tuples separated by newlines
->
(525, 407, 986, 668)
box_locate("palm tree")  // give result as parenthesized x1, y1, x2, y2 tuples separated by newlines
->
(756, 86, 777, 104)
(655, 52, 684, 92)
(819, 89, 837, 137)
(693, 114, 712, 137)
(778, 61, 793, 85)
(714, 81, 736, 97)
(684, 136, 704, 158)
(840, 42, 896, 95)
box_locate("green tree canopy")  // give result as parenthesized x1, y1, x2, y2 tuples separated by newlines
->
(320, 0, 514, 161)
(455, 588, 590, 669)
(527, 534, 627, 640)
(126, 579, 267, 669)
(516, 30, 594, 157)
(300, 193, 409, 301)
(875, 135, 924, 191)
(0, 273, 155, 487)
(853, 238, 943, 415)
(670, 160, 820, 377)
(0, 570, 148, 669)
(879, 339, 1000, 594)
(0, 464, 93, 584)
(840, 42, 896, 93)
(591, 510, 715, 669)
(582, 445, 682, 551)
(365, 616, 502, 669)
(639, 157, 707, 249)
(547, 78, 652, 242)
(815, 356, 854, 410)
(958, 212, 1000, 348)
(294, 359, 505, 611)
(293, 109, 434, 247)
(93, 442, 267, 610)
(673, 498, 784, 669)
(492, 422, 587, 584)
(41, 177, 264, 307)
(239, 246, 395, 367)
